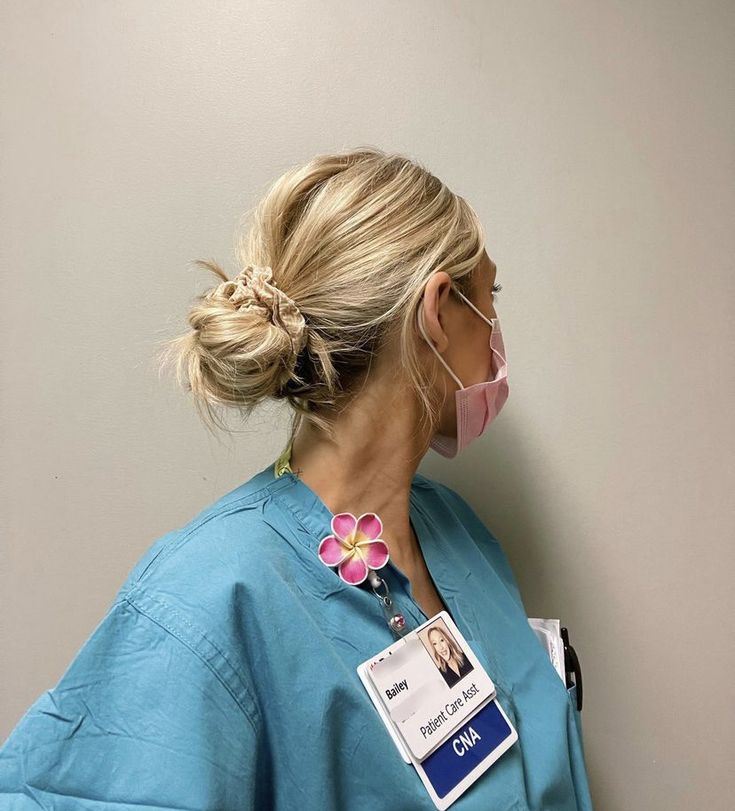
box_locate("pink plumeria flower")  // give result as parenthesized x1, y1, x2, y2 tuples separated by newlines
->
(317, 512, 390, 586)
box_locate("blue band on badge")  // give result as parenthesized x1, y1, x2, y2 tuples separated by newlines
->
(420, 699, 513, 798)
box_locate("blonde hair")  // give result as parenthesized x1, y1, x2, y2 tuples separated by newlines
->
(427, 626, 466, 672)
(157, 146, 486, 444)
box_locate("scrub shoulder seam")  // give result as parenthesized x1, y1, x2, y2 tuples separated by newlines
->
(122, 591, 261, 735)
(133, 482, 282, 587)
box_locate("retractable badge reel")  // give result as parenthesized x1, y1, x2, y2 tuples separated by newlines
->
(316, 509, 410, 638)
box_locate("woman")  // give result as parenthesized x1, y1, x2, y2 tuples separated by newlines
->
(0, 147, 593, 810)
(427, 625, 475, 689)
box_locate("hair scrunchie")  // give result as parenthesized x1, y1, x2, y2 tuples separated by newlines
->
(220, 264, 307, 358)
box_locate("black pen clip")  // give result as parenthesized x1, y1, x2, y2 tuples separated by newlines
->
(560, 626, 583, 712)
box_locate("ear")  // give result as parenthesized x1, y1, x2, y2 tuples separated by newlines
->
(418, 272, 455, 352)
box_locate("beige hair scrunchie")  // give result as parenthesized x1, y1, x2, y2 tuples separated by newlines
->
(219, 264, 308, 358)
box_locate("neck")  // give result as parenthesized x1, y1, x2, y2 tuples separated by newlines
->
(288, 386, 430, 574)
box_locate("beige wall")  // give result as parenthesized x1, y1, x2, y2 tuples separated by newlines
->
(2, 2, 733, 809)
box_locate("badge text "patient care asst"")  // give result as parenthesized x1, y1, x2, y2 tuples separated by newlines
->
(420, 682, 480, 739)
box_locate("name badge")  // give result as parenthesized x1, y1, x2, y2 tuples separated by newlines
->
(357, 610, 518, 809)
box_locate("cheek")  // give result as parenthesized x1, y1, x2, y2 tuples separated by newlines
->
(436, 389, 458, 434)
(465, 331, 494, 384)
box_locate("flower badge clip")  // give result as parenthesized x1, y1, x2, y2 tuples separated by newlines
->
(317, 512, 389, 585)
(317, 512, 407, 635)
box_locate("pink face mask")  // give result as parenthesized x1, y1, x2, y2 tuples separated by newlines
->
(417, 285, 509, 458)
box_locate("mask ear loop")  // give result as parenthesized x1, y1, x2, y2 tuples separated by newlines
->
(451, 285, 498, 330)
(417, 288, 499, 389)
(454, 293, 502, 374)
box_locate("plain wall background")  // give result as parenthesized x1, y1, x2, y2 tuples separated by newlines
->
(1, 2, 733, 809)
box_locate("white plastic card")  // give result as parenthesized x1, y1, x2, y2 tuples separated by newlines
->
(357, 610, 518, 809)
(356, 656, 412, 763)
(528, 617, 566, 682)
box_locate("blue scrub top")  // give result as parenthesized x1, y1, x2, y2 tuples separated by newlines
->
(0, 456, 594, 810)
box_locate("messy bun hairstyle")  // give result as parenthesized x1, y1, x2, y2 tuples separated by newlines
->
(157, 146, 485, 444)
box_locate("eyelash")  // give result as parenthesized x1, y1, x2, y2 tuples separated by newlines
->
(492, 283, 503, 297)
